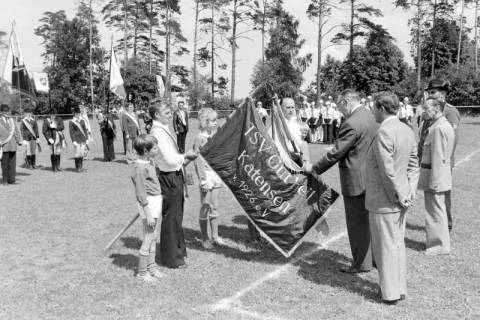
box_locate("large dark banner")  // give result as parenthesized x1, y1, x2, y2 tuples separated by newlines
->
(200, 100, 339, 257)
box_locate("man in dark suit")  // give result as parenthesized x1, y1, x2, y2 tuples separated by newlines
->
(304, 89, 378, 273)
(122, 103, 140, 163)
(173, 101, 189, 153)
(0, 104, 22, 184)
(69, 106, 88, 172)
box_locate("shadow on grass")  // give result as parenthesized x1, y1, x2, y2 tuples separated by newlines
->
(109, 253, 138, 274)
(15, 172, 31, 176)
(296, 249, 380, 303)
(405, 237, 425, 251)
(231, 215, 248, 225)
(121, 236, 142, 250)
(406, 222, 425, 231)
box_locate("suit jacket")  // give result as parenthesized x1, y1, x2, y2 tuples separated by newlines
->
(69, 118, 88, 143)
(312, 106, 378, 197)
(0, 116, 21, 152)
(100, 114, 116, 139)
(43, 117, 65, 144)
(21, 118, 39, 141)
(173, 110, 189, 134)
(122, 112, 140, 138)
(365, 117, 419, 213)
(418, 116, 454, 192)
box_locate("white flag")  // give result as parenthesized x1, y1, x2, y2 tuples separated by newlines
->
(109, 47, 126, 99)
(156, 75, 165, 97)
(1, 33, 14, 84)
(33, 72, 49, 93)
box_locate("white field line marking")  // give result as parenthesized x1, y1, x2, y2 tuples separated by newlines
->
(228, 306, 288, 320)
(454, 148, 480, 167)
(211, 231, 347, 312)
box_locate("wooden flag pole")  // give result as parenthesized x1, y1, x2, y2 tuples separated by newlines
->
(104, 212, 140, 250)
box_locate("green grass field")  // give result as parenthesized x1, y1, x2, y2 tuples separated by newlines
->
(1, 116, 479, 319)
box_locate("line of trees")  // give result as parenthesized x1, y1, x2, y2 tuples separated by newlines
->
(2, 0, 480, 113)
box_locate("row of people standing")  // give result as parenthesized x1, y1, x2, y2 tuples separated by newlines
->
(298, 100, 342, 144)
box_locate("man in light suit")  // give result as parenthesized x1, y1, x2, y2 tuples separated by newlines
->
(418, 98, 454, 255)
(365, 92, 419, 305)
(420, 79, 460, 232)
(304, 89, 378, 273)
(173, 101, 189, 153)
(0, 104, 22, 184)
(122, 103, 141, 163)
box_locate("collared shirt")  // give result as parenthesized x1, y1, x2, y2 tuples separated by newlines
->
(382, 115, 397, 125)
(150, 120, 184, 172)
(286, 116, 303, 152)
(350, 104, 362, 115)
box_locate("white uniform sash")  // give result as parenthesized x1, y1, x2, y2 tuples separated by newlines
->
(72, 119, 87, 138)
(124, 112, 140, 130)
(22, 118, 37, 138)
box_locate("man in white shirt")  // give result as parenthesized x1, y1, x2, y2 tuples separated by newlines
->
(256, 101, 269, 125)
(149, 100, 197, 269)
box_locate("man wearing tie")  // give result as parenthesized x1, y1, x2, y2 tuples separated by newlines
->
(0, 104, 22, 184)
(173, 101, 189, 153)
(304, 89, 378, 274)
(69, 106, 88, 172)
(149, 99, 197, 268)
(122, 103, 141, 164)
(366, 92, 419, 304)
(20, 106, 40, 169)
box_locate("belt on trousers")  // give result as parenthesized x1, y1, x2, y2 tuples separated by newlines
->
(421, 163, 431, 169)
(156, 168, 182, 175)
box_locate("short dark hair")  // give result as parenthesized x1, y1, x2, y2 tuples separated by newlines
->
(374, 91, 399, 115)
(338, 89, 360, 105)
(133, 134, 158, 156)
(72, 106, 81, 114)
(425, 97, 445, 112)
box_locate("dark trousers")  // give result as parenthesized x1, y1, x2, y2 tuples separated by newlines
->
(101, 134, 115, 161)
(1, 151, 16, 184)
(343, 194, 372, 271)
(122, 131, 127, 155)
(156, 170, 186, 268)
(176, 132, 187, 153)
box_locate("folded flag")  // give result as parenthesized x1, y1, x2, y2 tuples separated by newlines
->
(200, 99, 339, 257)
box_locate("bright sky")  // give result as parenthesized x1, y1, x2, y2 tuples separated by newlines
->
(0, 0, 471, 98)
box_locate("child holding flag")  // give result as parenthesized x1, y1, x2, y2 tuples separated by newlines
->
(131, 134, 164, 282)
(193, 108, 224, 249)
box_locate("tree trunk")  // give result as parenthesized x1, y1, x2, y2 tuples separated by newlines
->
(231, 0, 238, 105)
(193, 0, 199, 109)
(165, 1, 171, 106)
(416, 0, 422, 94)
(456, 0, 464, 72)
(133, 0, 139, 59)
(476, 0, 479, 73)
(123, 0, 128, 79)
(431, 0, 437, 78)
(349, 0, 354, 87)
(211, 2, 215, 99)
(89, 0, 94, 112)
(262, 0, 266, 64)
(316, 3, 323, 107)
(148, 0, 153, 75)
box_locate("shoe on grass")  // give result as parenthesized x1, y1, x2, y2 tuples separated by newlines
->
(201, 240, 214, 250)
(212, 237, 226, 246)
(149, 267, 166, 278)
(137, 273, 157, 283)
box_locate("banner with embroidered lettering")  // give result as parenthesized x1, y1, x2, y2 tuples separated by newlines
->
(199, 100, 339, 257)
